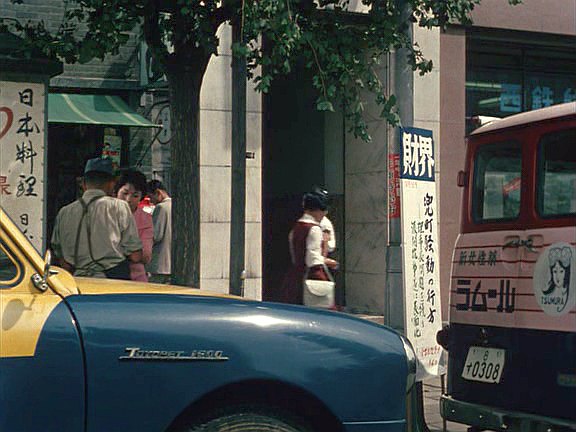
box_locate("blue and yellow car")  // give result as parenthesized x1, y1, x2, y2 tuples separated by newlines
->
(0, 208, 416, 432)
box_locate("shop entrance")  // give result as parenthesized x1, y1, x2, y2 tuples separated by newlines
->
(46, 124, 129, 243)
(262, 66, 345, 304)
(45, 93, 159, 246)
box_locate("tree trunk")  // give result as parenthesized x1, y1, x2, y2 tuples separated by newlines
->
(166, 63, 206, 287)
(229, 21, 247, 296)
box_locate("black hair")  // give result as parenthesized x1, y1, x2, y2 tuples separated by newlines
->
(114, 169, 148, 196)
(147, 179, 166, 195)
(302, 192, 328, 211)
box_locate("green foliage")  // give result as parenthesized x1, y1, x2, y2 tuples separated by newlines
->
(2, 0, 522, 141)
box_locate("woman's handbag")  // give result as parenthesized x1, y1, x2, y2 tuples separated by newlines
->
(303, 264, 335, 308)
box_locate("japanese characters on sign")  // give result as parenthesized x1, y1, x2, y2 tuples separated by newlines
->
(399, 127, 442, 380)
(0, 81, 45, 251)
(499, 82, 576, 114)
(400, 127, 435, 181)
(530, 85, 575, 110)
(500, 84, 522, 113)
(455, 278, 516, 314)
(388, 154, 400, 219)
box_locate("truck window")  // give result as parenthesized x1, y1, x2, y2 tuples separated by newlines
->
(473, 142, 522, 222)
(0, 244, 18, 282)
(537, 129, 576, 218)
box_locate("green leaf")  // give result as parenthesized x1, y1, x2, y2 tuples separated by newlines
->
(6, 0, 522, 144)
(317, 100, 335, 112)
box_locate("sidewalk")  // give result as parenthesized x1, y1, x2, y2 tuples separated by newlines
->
(354, 315, 466, 432)
(423, 377, 467, 432)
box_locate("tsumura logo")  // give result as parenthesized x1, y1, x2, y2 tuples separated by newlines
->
(119, 347, 229, 361)
(533, 243, 575, 316)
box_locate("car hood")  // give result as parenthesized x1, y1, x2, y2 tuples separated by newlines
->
(74, 276, 240, 299)
(62, 291, 407, 430)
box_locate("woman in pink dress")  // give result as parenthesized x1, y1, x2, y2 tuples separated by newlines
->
(115, 170, 153, 282)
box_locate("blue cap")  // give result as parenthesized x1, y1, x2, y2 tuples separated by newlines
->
(84, 157, 113, 176)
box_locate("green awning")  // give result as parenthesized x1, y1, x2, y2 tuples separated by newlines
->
(48, 93, 160, 128)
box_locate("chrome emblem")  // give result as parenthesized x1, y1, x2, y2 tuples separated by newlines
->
(119, 347, 229, 361)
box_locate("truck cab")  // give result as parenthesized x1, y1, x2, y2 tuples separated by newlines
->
(439, 102, 576, 432)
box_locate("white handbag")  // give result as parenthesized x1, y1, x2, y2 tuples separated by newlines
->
(303, 264, 335, 309)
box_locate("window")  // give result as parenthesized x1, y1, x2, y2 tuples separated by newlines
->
(538, 129, 576, 218)
(473, 142, 522, 222)
(0, 244, 18, 282)
(466, 35, 576, 134)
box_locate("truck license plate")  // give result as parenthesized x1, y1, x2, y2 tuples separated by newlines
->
(461, 347, 505, 384)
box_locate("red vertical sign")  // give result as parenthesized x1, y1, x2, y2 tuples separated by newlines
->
(388, 153, 400, 219)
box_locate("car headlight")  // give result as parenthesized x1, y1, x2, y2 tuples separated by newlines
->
(399, 334, 417, 393)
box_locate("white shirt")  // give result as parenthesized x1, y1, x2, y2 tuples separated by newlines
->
(149, 197, 172, 275)
(51, 189, 142, 277)
(320, 216, 336, 253)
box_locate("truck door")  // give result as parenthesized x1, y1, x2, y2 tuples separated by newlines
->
(0, 227, 85, 431)
(451, 139, 525, 333)
(448, 138, 526, 407)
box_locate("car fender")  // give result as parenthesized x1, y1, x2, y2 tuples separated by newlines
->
(66, 294, 408, 432)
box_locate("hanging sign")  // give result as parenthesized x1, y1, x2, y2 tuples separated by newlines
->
(0, 81, 46, 252)
(103, 128, 122, 170)
(399, 126, 442, 380)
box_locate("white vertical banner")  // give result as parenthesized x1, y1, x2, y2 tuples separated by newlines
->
(399, 127, 442, 380)
(0, 81, 46, 252)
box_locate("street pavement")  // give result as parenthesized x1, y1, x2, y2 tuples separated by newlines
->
(355, 314, 467, 432)
(423, 377, 467, 432)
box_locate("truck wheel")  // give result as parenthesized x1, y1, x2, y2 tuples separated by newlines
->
(184, 405, 313, 432)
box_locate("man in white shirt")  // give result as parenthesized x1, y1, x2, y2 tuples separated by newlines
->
(146, 180, 172, 284)
(313, 187, 336, 256)
(51, 158, 142, 279)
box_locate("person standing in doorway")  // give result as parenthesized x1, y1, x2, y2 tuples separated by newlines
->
(115, 169, 153, 282)
(147, 180, 172, 284)
(313, 186, 341, 308)
(313, 187, 336, 257)
(51, 158, 142, 280)
(281, 190, 339, 305)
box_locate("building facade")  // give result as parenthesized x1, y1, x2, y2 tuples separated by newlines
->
(1, 0, 574, 315)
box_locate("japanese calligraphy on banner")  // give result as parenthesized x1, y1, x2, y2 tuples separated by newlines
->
(388, 153, 400, 219)
(0, 81, 45, 252)
(399, 127, 442, 380)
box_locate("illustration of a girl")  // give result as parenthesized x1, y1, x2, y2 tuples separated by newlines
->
(543, 247, 572, 313)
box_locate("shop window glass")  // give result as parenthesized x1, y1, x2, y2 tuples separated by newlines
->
(467, 69, 523, 117)
(0, 246, 18, 282)
(538, 129, 576, 218)
(525, 73, 576, 111)
(473, 142, 522, 222)
(466, 38, 576, 134)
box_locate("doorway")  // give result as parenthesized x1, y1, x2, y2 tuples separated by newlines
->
(262, 66, 345, 305)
